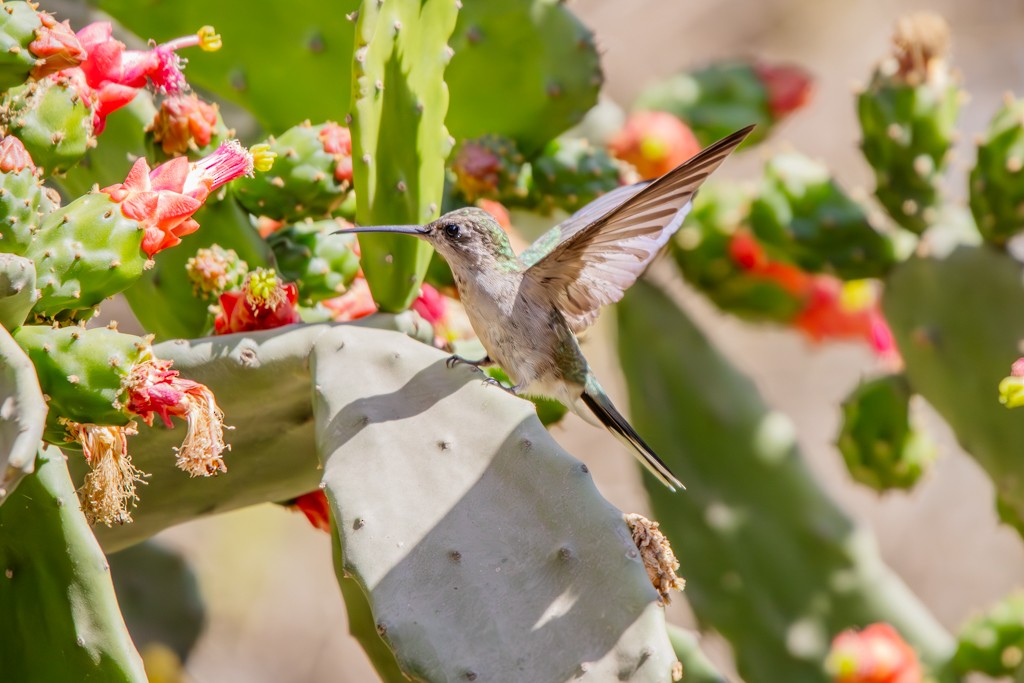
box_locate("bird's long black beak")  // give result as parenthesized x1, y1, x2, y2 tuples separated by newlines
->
(332, 224, 427, 236)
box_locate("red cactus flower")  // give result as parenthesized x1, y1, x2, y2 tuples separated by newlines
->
(754, 61, 815, 119)
(28, 12, 86, 79)
(289, 490, 331, 533)
(319, 123, 353, 184)
(101, 140, 264, 257)
(609, 111, 701, 180)
(214, 268, 301, 334)
(60, 23, 220, 132)
(322, 275, 378, 322)
(0, 135, 35, 173)
(125, 358, 228, 477)
(826, 623, 922, 683)
(412, 283, 447, 326)
(148, 94, 221, 156)
(729, 231, 811, 295)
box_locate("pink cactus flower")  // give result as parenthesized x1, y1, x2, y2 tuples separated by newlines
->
(28, 12, 86, 79)
(609, 111, 701, 180)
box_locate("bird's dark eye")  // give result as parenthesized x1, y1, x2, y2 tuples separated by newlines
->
(443, 223, 462, 240)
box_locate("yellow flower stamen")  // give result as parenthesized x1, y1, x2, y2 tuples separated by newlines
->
(251, 143, 276, 173)
(197, 25, 222, 52)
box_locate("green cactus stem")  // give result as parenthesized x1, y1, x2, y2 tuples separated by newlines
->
(617, 278, 954, 681)
(666, 625, 728, 683)
(969, 95, 1024, 246)
(0, 323, 46, 504)
(0, 445, 147, 682)
(445, 0, 602, 155)
(267, 218, 361, 306)
(837, 374, 937, 492)
(883, 245, 1024, 535)
(748, 152, 897, 280)
(350, 0, 459, 311)
(857, 13, 961, 234)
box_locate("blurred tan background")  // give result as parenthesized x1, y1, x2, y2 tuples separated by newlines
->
(93, 1, 1024, 681)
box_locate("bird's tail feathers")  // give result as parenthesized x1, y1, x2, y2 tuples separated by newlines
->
(578, 389, 684, 491)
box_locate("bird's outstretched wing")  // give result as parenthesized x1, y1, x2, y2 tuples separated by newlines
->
(523, 125, 753, 334)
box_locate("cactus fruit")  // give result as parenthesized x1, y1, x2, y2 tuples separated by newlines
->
(0, 445, 147, 682)
(0, 2, 84, 90)
(27, 141, 262, 318)
(449, 134, 526, 203)
(634, 60, 813, 146)
(146, 93, 232, 160)
(969, 95, 1024, 246)
(748, 152, 897, 280)
(608, 111, 701, 180)
(530, 136, 625, 213)
(350, 0, 458, 312)
(837, 374, 937, 492)
(952, 592, 1024, 677)
(185, 243, 249, 302)
(312, 324, 678, 682)
(445, 0, 602, 155)
(266, 219, 361, 305)
(233, 121, 353, 222)
(617, 279, 955, 680)
(1, 76, 93, 175)
(857, 13, 961, 234)
(0, 322, 46, 504)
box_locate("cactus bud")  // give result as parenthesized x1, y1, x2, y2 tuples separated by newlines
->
(969, 96, 1024, 245)
(146, 93, 227, 157)
(450, 134, 525, 202)
(0, 2, 85, 90)
(998, 358, 1024, 408)
(530, 136, 625, 213)
(826, 623, 922, 683)
(185, 245, 249, 300)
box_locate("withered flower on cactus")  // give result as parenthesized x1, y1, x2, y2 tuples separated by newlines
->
(147, 93, 223, 156)
(624, 512, 685, 604)
(214, 268, 301, 334)
(101, 140, 265, 257)
(125, 359, 228, 477)
(826, 623, 922, 683)
(62, 418, 143, 526)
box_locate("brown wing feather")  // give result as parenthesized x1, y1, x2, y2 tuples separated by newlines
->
(524, 125, 754, 333)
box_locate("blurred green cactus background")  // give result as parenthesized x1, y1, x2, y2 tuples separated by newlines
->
(2, 1, 1024, 682)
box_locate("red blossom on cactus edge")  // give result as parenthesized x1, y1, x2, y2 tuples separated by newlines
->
(29, 12, 86, 79)
(148, 94, 221, 155)
(754, 61, 815, 119)
(214, 269, 301, 334)
(290, 490, 331, 533)
(826, 623, 922, 683)
(101, 140, 256, 258)
(322, 275, 378, 322)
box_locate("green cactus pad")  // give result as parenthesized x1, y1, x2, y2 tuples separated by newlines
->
(530, 136, 622, 213)
(96, 0, 360, 132)
(0, 445, 147, 682)
(634, 62, 771, 147)
(0, 1, 44, 92)
(446, 0, 602, 155)
(667, 626, 728, 683)
(351, 0, 458, 311)
(25, 192, 148, 318)
(233, 121, 353, 222)
(13, 325, 148, 434)
(837, 373, 937, 491)
(617, 278, 954, 680)
(267, 218, 361, 306)
(312, 324, 677, 682)
(0, 252, 37, 330)
(0, 164, 58, 256)
(0, 323, 46, 504)
(883, 245, 1024, 534)
(671, 183, 804, 323)
(970, 96, 1024, 246)
(1, 78, 93, 176)
(748, 152, 897, 279)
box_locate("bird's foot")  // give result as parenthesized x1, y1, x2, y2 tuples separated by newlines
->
(446, 354, 493, 370)
(483, 376, 521, 395)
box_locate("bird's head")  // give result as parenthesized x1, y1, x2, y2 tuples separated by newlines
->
(336, 207, 517, 273)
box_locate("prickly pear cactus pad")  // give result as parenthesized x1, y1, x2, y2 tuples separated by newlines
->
(884, 245, 1024, 534)
(0, 322, 46, 504)
(0, 446, 147, 682)
(311, 325, 678, 682)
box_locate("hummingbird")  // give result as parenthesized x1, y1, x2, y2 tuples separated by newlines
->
(338, 125, 753, 490)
